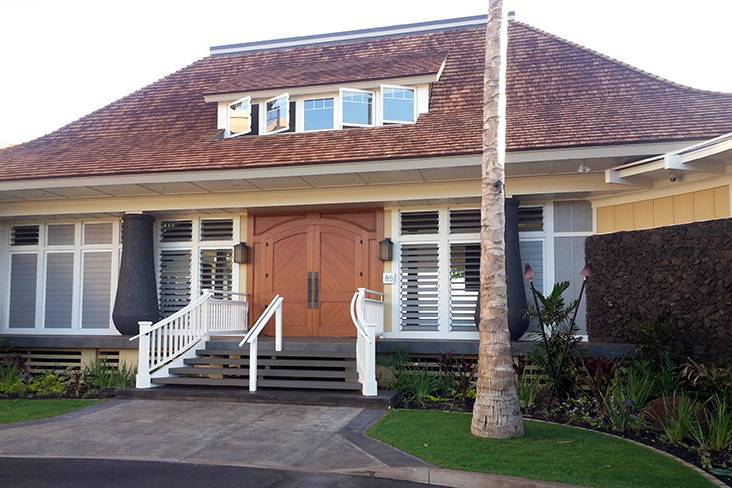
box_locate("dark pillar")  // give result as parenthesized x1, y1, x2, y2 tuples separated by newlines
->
(112, 214, 159, 335)
(474, 197, 530, 341)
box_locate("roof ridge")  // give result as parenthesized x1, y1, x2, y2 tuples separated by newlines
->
(512, 20, 732, 97)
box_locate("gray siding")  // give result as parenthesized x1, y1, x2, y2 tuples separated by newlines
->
(44, 253, 74, 328)
(554, 236, 587, 334)
(81, 252, 112, 329)
(9, 253, 37, 328)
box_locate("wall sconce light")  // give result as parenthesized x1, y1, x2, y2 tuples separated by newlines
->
(379, 238, 394, 261)
(233, 242, 251, 264)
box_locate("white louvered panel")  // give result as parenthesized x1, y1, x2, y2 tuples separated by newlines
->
(200, 219, 234, 241)
(11, 225, 39, 246)
(400, 211, 439, 235)
(449, 209, 481, 234)
(81, 251, 112, 329)
(400, 243, 439, 329)
(518, 206, 544, 232)
(45, 252, 74, 328)
(449, 242, 480, 329)
(200, 249, 233, 298)
(9, 253, 37, 328)
(160, 220, 193, 242)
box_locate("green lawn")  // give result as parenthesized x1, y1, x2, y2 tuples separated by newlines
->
(368, 410, 715, 488)
(0, 399, 100, 424)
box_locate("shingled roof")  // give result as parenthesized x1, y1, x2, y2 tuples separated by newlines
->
(2, 20, 732, 182)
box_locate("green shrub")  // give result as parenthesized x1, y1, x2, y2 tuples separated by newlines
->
(691, 396, 732, 452)
(28, 373, 66, 397)
(660, 395, 701, 444)
(0, 362, 26, 397)
(517, 371, 545, 411)
(83, 359, 136, 390)
(395, 368, 443, 407)
(0, 379, 26, 396)
(621, 361, 656, 409)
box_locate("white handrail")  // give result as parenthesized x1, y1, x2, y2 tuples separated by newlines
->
(350, 288, 383, 396)
(238, 295, 284, 392)
(131, 289, 248, 388)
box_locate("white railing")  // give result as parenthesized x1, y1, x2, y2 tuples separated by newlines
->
(238, 295, 283, 392)
(350, 288, 383, 396)
(130, 289, 248, 388)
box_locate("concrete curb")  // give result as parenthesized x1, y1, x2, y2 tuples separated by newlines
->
(343, 467, 586, 488)
(527, 419, 728, 488)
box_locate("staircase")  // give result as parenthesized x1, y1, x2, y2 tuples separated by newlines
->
(151, 337, 361, 391)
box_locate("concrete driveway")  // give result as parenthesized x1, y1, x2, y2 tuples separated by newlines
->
(0, 399, 421, 473)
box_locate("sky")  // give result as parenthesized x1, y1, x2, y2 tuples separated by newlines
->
(1, 0, 731, 146)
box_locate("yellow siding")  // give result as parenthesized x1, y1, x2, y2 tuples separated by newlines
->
(596, 185, 731, 233)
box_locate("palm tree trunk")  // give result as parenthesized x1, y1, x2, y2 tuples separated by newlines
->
(470, 0, 525, 439)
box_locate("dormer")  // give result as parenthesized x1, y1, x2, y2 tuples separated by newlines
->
(203, 55, 446, 138)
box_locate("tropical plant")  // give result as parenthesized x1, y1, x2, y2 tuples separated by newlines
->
(83, 359, 136, 390)
(516, 368, 545, 411)
(438, 352, 476, 406)
(681, 359, 732, 401)
(660, 394, 701, 444)
(395, 367, 443, 408)
(621, 361, 656, 409)
(27, 372, 66, 397)
(691, 396, 732, 452)
(471, 0, 524, 439)
(0, 360, 26, 396)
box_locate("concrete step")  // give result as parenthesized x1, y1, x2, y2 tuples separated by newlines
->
(206, 338, 356, 354)
(197, 348, 356, 359)
(183, 357, 354, 368)
(169, 366, 358, 380)
(151, 376, 362, 390)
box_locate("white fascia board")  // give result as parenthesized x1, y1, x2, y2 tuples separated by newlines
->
(509, 140, 705, 164)
(0, 155, 480, 192)
(203, 74, 439, 103)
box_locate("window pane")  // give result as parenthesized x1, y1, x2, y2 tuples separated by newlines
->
(304, 98, 334, 131)
(47, 224, 75, 245)
(449, 209, 481, 234)
(82, 251, 112, 328)
(160, 220, 192, 242)
(400, 211, 439, 235)
(45, 252, 74, 328)
(228, 97, 251, 136)
(518, 207, 544, 232)
(342, 90, 373, 126)
(84, 223, 113, 245)
(9, 253, 37, 328)
(400, 243, 439, 329)
(450, 243, 480, 329)
(266, 95, 289, 133)
(201, 219, 234, 241)
(383, 87, 415, 123)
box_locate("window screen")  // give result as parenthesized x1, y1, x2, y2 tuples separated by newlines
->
(158, 249, 192, 316)
(400, 211, 439, 235)
(81, 252, 112, 328)
(9, 253, 37, 328)
(449, 242, 480, 329)
(399, 243, 439, 329)
(45, 253, 74, 328)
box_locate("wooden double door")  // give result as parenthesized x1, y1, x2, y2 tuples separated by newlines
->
(250, 210, 382, 337)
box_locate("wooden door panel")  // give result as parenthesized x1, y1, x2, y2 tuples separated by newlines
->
(267, 230, 310, 336)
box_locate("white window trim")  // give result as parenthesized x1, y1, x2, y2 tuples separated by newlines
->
(339, 87, 375, 128)
(264, 93, 290, 135)
(225, 95, 253, 138)
(380, 84, 417, 124)
(1, 220, 120, 335)
(302, 96, 335, 132)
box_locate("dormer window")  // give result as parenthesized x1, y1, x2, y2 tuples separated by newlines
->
(226, 96, 252, 137)
(381, 85, 416, 124)
(265, 93, 290, 134)
(304, 98, 334, 131)
(340, 88, 373, 127)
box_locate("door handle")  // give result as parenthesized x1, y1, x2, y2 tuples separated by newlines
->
(307, 271, 313, 309)
(313, 272, 319, 309)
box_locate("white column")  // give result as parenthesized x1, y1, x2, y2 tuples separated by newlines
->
(136, 321, 152, 388)
(249, 337, 258, 392)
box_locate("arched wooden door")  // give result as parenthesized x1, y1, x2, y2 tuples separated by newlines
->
(249, 210, 382, 337)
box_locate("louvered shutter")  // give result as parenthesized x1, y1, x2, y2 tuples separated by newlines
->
(200, 249, 233, 298)
(449, 242, 480, 329)
(400, 211, 439, 235)
(200, 219, 234, 241)
(9, 253, 37, 328)
(158, 249, 192, 316)
(81, 251, 112, 329)
(449, 209, 481, 234)
(45, 253, 74, 328)
(160, 220, 193, 242)
(400, 243, 439, 329)
(11, 225, 39, 246)
(518, 207, 544, 232)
